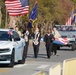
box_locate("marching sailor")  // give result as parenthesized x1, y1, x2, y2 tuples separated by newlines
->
(24, 28, 29, 58)
(44, 29, 55, 58)
(32, 28, 41, 58)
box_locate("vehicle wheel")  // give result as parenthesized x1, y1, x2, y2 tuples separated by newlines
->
(18, 47, 26, 64)
(71, 43, 76, 51)
(9, 50, 15, 67)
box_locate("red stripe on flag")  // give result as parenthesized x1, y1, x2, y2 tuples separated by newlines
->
(5, 0, 29, 16)
(55, 38, 68, 45)
(65, 17, 72, 25)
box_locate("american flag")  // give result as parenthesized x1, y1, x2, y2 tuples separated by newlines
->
(65, 13, 73, 25)
(5, 0, 29, 16)
(8, 29, 13, 35)
(54, 38, 68, 45)
(71, 10, 76, 25)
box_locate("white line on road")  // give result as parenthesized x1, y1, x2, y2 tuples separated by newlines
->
(37, 65, 49, 69)
(32, 71, 44, 75)
(14, 64, 28, 68)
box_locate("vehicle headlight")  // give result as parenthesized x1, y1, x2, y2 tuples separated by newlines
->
(0, 48, 10, 53)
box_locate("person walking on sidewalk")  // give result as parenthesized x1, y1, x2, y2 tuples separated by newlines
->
(44, 29, 55, 58)
(32, 28, 41, 58)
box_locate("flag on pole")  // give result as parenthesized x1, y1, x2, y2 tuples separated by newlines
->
(29, 2, 38, 20)
(65, 13, 73, 25)
(5, 0, 29, 16)
(28, 20, 32, 28)
(28, 1, 38, 28)
(65, 9, 76, 25)
(71, 10, 76, 25)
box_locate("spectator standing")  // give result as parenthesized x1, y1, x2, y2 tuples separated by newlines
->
(44, 29, 55, 59)
(15, 26, 22, 37)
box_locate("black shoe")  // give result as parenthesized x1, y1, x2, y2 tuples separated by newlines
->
(47, 56, 50, 59)
(54, 53, 59, 56)
(34, 56, 37, 58)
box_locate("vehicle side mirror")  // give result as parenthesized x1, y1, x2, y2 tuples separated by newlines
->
(9, 35, 14, 41)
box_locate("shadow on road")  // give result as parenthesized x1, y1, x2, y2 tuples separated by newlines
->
(0, 64, 9, 68)
(27, 54, 47, 58)
(58, 49, 75, 51)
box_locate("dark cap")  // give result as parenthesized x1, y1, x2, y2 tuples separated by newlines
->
(53, 26, 56, 28)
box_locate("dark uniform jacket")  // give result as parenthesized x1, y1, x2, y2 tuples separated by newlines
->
(44, 33, 55, 45)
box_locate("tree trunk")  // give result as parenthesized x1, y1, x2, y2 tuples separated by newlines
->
(0, 6, 2, 28)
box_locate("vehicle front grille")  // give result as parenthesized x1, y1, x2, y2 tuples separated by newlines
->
(0, 49, 10, 53)
(69, 41, 74, 43)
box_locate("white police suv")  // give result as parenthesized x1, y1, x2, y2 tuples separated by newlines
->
(0, 29, 25, 67)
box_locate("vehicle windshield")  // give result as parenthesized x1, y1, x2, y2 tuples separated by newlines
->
(56, 25, 76, 31)
(59, 31, 76, 38)
(55, 25, 76, 38)
(0, 31, 11, 41)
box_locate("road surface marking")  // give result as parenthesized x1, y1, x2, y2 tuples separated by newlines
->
(37, 65, 49, 69)
(32, 71, 45, 75)
(0, 68, 11, 73)
(14, 64, 28, 68)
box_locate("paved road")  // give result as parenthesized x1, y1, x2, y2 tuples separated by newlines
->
(0, 42, 76, 75)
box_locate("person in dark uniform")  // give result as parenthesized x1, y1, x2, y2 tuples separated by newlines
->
(32, 28, 41, 58)
(24, 28, 29, 58)
(44, 29, 55, 58)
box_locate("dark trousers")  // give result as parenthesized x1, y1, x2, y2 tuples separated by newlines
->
(33, 43, 39, 58)
(52, 43, 57, 55)
(25, 42, 29, 58)
(46, 43, 53, 58)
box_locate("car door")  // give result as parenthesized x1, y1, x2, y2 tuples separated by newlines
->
(13, 31, 23, 61)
